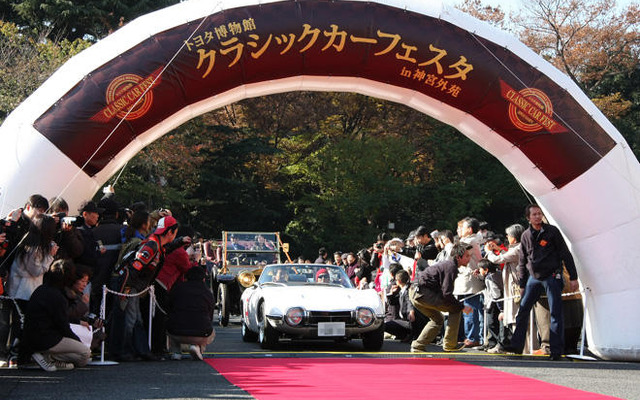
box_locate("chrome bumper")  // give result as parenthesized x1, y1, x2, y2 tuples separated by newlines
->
(265, 315, 384, 337)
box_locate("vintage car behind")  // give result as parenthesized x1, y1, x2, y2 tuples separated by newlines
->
(240, 264, 385, 350)
(215, 231, 285, 326)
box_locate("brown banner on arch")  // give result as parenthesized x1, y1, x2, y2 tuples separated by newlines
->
(34, 0, 615, 187)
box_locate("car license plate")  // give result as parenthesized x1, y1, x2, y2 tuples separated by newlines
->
(318, 322, 345, 336)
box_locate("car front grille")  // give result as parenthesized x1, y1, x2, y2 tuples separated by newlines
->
(307, 311, 353, 324)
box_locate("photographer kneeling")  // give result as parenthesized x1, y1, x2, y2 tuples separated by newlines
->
(166, 266, 215, 361)
(21, 259, 91, 371)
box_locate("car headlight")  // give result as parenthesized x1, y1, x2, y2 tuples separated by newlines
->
(238, 270, 256, 288)
(284, 307, 305, 326)
(356, 307, 374, 327)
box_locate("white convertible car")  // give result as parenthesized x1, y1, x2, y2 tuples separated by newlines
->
(239, 264, 385, 350)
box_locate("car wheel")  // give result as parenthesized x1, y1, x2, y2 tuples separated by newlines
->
(217, 284, 230, 327)
(258, 302, 278, 349)
(241, 319, 259, 342)
(362, 324, 384, 351)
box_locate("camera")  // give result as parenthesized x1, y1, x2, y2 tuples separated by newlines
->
(82, 313, 100, 325)
(0, 219, 10, 249)
(62, 216, 77, 225)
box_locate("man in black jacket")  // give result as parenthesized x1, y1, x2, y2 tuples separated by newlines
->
(409, 243, 471, 352)
(167, 266, 215, 360)
(413, 225, 439, 272)
(91, 197, 124, 315)
(507, 204, 578, 361)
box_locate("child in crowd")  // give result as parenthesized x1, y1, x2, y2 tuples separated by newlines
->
(477, 259, 508, 353)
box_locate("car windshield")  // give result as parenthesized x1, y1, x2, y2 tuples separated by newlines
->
(258, 264, 353, 288)
(224, 232, 280, 266)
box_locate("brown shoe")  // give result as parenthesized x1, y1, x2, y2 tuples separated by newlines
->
(463, 339, 480, 348)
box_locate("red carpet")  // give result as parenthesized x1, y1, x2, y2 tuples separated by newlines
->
(206, 357, 620, 400)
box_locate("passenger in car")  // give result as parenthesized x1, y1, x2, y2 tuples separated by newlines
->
(272, 267, 289, 283)
(316, 268, 331, 283)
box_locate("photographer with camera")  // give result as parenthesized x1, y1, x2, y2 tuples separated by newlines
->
(413, 226, 439, 272)
(113, 216, 190, 362)
(370, 232, 390, 293)
(49, 197, 84, 262)
(7, 213, 59, 365)
(150, 225, 197, 358)
(91, 197, 125, 315)
(0, 194, 49, 367)
(64, 263, 104, 350)
(21, 259, 90, 371)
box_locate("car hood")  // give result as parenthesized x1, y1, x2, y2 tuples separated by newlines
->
(262, 285, 383, 316)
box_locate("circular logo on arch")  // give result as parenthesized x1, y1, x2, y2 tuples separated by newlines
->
(499, 80, 567, 134)
(508, 88, 553, 132)
(90, 67, 163, 123)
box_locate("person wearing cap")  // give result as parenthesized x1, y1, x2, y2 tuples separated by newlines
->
(116, 215, 190, 361)
(91, 197, 125, 315)
(73, 201, 107, 286)
(316, 268, 331, 283)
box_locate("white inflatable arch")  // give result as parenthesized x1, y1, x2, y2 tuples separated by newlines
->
(1, 0, 639, 360)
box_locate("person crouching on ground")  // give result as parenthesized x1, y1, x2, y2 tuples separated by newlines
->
(166, 266, 215, 360)
(409, 243, 472, 352)
(21, 259, 91, 371)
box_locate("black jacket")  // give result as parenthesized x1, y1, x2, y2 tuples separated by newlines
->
(167, 280, 214, 337)
(518, 223, 577, 286)
(415, 258, 462, 308)
(23, 284, 81, 352)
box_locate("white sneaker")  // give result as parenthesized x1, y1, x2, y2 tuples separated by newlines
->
(32, 353, 57, 372)
(53, 360, 74, 371)
(170, 352, 182, 361)
(487, 344, 505, 354)
(188, 345, 203, 361)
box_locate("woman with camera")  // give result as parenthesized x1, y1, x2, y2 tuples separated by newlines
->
(7, 213, 59, 363)
(64, 263, 104, 350)
(21, 259, 91, 371)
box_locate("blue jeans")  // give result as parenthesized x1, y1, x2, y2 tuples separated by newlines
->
(463, 294, 483, 343)
(511, 274, 564, 355)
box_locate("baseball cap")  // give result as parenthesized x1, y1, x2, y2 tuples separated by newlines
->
(316, 268, 329, 280)
(79, 201, 105, 214)
(98, 197, 119, 215)
(154, 216, 178, 235)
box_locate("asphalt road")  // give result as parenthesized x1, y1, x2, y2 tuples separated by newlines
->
(1, 316, 639, 400)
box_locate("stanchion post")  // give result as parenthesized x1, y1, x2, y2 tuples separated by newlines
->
(100, 285, 107, 363)
(567, 288, 597, 361)
(528, 309, 534, 354)
(483, 306, 488, 347)
(148, 285, 155, 350)
(88, 285, 118, 365)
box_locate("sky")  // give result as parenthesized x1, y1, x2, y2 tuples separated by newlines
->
(442, 0, 637, 13)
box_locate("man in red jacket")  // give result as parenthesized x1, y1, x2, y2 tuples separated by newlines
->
(117, 216, 189, 361)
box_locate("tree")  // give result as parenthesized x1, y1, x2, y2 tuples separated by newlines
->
(0, 21, 90, 123)
(514, 0, 640, 96)
(0, 0, 180, 41)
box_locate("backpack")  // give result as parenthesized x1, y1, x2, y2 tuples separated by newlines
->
(114, 237, 143, 276)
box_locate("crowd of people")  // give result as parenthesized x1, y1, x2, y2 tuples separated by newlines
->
(0, 192, 584, 371)
(301, 210, 582, 360)
(0, 193, 215, 371)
